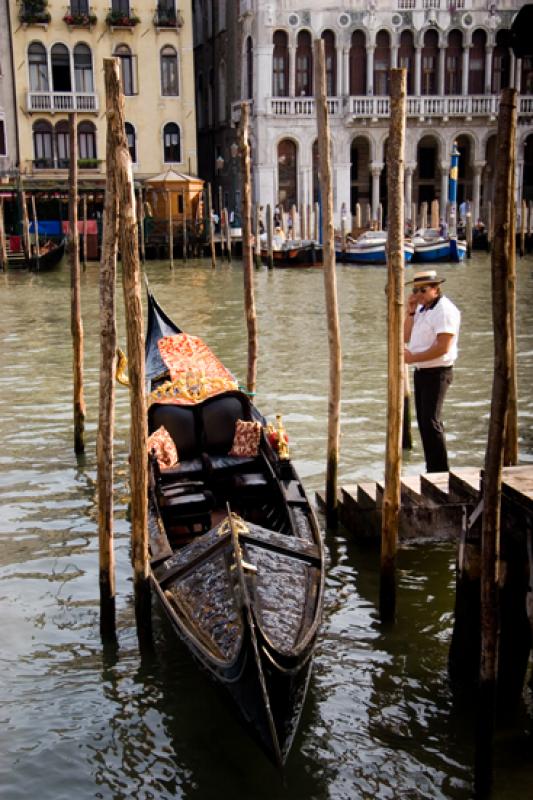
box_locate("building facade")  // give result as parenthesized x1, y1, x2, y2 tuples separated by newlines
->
(195, 0, 533, 225)
(7, 0, 197, 190)
(0, 0, 18, 178)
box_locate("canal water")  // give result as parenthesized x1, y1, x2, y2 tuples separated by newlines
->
(0, 254, 532, 799)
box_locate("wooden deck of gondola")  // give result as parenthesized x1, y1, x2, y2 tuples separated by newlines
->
(316, 465, 533, 540)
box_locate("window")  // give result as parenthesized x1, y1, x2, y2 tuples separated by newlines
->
(468, 29, 486, 95)
(0, 120, 6, 156)
(374, 30, 390, 96)
(398, 30, 414, 94)
(71, 0, 89, 13)
(349, 31, 366, 95)
(125, 122, 136, 163)
(246, 37, 253, 99)
(296, 31, 312, 97)
(51, 44, 72, 92)
(521, 56, 533, 95)
(492, 30, 510, 93)
(445, 30, 462, 95)
(29, 42, 49, 92)
(33, 120, 54, 168)
(78, 121, 97, 160)
(278, 139, 297, 209)
(112, 0, 130, 12)
(161, 46, 179, 95)
(74, 44, 93, 93)
(115, 44, 136, 96)
(322, 30, 336, 96)
(163, 122, 180, 162)
(422, 29, 439, 95)
(272, 31, 289, 97)
(55, 121, 70, 168)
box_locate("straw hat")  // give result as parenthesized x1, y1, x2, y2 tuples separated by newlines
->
(406, 269, 446, 286)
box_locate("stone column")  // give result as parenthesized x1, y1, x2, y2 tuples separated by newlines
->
(370, 162, 383, 220)
(484, 46, 493, 94)
(366, 46, 375, 95)
(391, 45, 399, 69)
(462, 45, 470, 95)
(289, 43, 295, 98)
(440, 162, 449, 210)
(438, 46, 446, 96)
(255, 45, 273, 114)
(472, 161, 485, 223)
(336, 46, 343, 96)
(343, 47, 350, 96)
(414, 46, 422, 96)
(515, 58, 522, 93)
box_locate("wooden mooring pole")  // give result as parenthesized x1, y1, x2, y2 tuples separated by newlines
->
(182, 189, 187, 262)
(69, 112, 86, 455)
(98, 59, 121, 642)
(0, 198, 7, 272)
(138, 187, 146, 263)
(266, 203, 274, 269)
(21, 188, 31, 262)
(315, 39, 342, 528)
(31, 193, 40, 270)
(474, 86, 516, 798)
(380, 69, 407, 623)
(254, 204, 262, 268)
(240, 102, 258, 394)
(82, 194, 88, 271)
(207, 182, 216, 268)
(167, 189, 173, 270)
(105, 58, 151, 647)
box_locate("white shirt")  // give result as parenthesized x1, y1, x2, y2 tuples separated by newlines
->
(408, 295, 461, 369)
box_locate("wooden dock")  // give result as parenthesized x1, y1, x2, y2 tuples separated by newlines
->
(316, 465, 533, 541)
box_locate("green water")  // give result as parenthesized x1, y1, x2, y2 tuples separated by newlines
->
(0, 254, 532, 799)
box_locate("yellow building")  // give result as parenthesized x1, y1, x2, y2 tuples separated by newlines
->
(8, 0, 197, 188)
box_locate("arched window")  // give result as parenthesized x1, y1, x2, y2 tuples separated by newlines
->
(492, 30, 511, 93)
(163, 122, 180, 162)
(246, 37, 253, 99)
(374, 30, 391, 96)
(422, 29, 439, 95)
(78, 121, 97, 161)
(469, 29, 486, 94)
(521, 57, 533, 94)
(349, 31, 366, 95)
(125, 122, 136, 163)
(272, 31, 288, 97)
(33, 120, 54, 168)
(445, 30, 462, 95)
(398, 30, 415, 95)
(322, 30, 336, 96)
(278, 139, 297, 209)
(51, 43, 71, 92)
(114, 44, 136, 96)
(55, 120, 70, 168)
(160, 45, 179, 96)
(296, 31, 313, 97)
(74, 44, 93, 93)
(28, 42, 49, 92)
(218, 61, 226, 122)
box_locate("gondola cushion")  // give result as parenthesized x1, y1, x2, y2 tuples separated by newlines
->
(147, 426, 178, 469)
(149, 404, 198, 459)
(229, 420, 262, 457)
(201, 395, 251, 455)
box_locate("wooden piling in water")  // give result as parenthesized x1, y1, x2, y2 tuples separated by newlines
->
(411, 202, 417, 234)
(21, 189, 31, 262)
(225, 208, 232, 262)
(98, 59, 121, 641)
(314, 202, 320, 242)
(82, 194, 88, 271)
(420, 201, 428, 230)
(519, 199, 526, 257)
(0, 198, 7, 272)
(465, 212, 473, 258)
(475, 86, 516, 798)
(138, 187, 145, 263)
(315, 39, 342, 528)
(299, 202, 306, 239)
(240, 102, 258, 394)
(290, 204, 297, 240)
(182, 189, 187, 262)
(486, 200, 492, 252)
(68, 113, 86, 455)
(167, 189, 173, 270)
(266, 203, 274, 269)
(207, 183, 216, 269)
(355, 202, 361, 231)
(377, 203, 383, 231)
(31, 193, 40, 270)
(431, 198, 440, 230)
(106, 58, 151, 647)
(380, 68, 407, 623)
(254, 204, 262, 268)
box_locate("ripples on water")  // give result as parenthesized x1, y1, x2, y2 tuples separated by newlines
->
(0, 255, 532, 799)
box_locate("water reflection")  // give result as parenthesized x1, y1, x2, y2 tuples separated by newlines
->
(0, 255, 532, 799)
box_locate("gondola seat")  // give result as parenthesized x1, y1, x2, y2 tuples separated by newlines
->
(201, 393, 263, 478)
(149, 403, 204, 482)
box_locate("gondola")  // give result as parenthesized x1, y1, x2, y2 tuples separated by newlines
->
(26, 238, 66, 271)
(145, 289, 324, 767)
(259, 233, 323, 268)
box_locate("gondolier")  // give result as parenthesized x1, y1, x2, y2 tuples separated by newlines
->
(404, 270, 461, 473)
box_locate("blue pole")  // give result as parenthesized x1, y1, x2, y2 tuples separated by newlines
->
(448, 141, 460, 236)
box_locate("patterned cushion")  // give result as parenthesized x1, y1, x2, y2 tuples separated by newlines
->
(229, 420, 262, 457)
(147, 425, 178, 469)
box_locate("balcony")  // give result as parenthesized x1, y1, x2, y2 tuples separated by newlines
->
(27, 92, 99, 113)
(153, 7, 183, 29)
(269, 97, 343, 117)
(106, 8, 140, 28)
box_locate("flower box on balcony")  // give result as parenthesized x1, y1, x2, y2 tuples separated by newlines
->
(153, 9, 183, 29)
(19, 7, 51, 25)
(78, 158, 100, 169)
(106, 9, 140, 28)
(63, 12, 97, 27)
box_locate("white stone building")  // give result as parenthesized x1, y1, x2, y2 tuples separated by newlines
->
(0, 0, 18, 179)
(197, 0, 533, 225)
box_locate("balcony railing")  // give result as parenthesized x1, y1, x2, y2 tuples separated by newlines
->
(153, 7, 183, 27)
(27, 92, 99, 113)
(33, 158, 100, 170)
(397, 0, 466, 7)
(269, 97, 342, 116)
(349, 94, 500, 118)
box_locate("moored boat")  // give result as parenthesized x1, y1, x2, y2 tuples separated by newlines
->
(335, 230, 414, 264)
(412, 228, 466, 263)
(260, 236, 323, 267)
(144, 290, 325, 767)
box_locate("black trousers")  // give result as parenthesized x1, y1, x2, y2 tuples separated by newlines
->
(413, 366, 453, 473)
